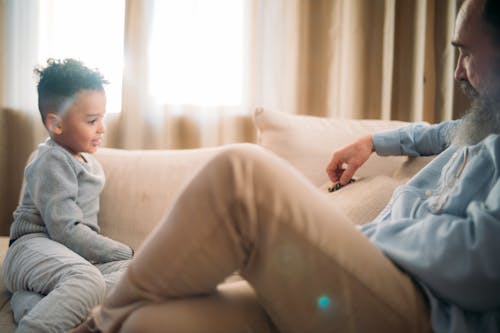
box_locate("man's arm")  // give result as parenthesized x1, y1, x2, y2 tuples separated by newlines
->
(326, 120, 460, 185)
(373, 120, 459, 157)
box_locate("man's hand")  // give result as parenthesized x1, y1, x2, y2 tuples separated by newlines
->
(326, 134, 375, 185)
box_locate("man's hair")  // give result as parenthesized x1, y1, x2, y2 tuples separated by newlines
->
(483, 0, 500, 47)
(35, 58, 108, 123)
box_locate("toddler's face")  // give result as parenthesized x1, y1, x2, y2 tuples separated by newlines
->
(55, 89, 106, 158)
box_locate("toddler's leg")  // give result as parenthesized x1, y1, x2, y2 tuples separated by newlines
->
(92, 144, 430, 333)
(10, 291, 44, 323)
(96, 260, 131, 295)
(3, 235, 107, 333)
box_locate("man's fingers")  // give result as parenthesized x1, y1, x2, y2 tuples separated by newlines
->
(326, 157, 342, 182)
(339, 165, 356, 185)
(327, 168, 340, 183)
(326, 135, 373, 184)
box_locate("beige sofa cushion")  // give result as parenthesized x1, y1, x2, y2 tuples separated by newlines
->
(95, 146, 225, 250)
(322, 175, 404, 225)
(18, 147, 226, 251)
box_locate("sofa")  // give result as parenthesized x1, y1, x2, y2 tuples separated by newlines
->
(0, 108, 434, 332)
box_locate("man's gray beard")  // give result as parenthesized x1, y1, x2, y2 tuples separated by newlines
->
(451, 91, 500, 146)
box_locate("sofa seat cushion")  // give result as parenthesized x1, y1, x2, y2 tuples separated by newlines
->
(322, 175, 406, 226)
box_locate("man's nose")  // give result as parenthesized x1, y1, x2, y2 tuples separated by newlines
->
(454, 57, 467, 82)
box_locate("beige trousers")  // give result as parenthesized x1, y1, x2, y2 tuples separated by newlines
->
(93, 144, 430, 333)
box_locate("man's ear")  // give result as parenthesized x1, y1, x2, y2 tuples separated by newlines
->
(45, 113, 63, 135)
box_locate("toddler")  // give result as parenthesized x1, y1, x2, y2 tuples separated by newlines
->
(2, 59, 134, 333)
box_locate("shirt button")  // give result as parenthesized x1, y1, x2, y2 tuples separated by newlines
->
(425, 190, 432, 197)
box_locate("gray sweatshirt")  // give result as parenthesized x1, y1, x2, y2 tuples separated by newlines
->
(10, 139, 133, 264)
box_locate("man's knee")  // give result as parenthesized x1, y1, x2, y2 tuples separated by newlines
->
(206, 144, 277, 191)
(216, 143, 267, 162)
(210, 143, 273, 176)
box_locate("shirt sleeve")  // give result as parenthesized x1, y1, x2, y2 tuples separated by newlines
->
(373, 120, 460, 157)
(27, 150, 133, 263)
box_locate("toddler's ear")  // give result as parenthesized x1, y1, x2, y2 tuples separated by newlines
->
(45, 113, 63, 135)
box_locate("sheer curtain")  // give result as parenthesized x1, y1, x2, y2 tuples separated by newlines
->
(110, 0, 303, 149)
(1, 0, 44, 236)
(1, 0, 469, 234)
(112, 0, 468, 150)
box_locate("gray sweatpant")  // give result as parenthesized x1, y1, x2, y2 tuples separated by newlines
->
(2, 233, 130, 333)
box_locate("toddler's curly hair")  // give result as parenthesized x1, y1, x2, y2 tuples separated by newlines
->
(35, 58, 108, 123)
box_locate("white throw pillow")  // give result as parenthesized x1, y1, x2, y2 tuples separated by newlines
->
(253, 108, 410, 187)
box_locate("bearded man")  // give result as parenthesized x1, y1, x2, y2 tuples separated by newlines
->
(326, 0, 500, 331)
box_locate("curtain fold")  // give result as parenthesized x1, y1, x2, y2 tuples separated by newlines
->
(324, 0, 464, 122)
(249, 0, 302, 115)
(114, 0, 155, 149)
(327, 0, 389, 119)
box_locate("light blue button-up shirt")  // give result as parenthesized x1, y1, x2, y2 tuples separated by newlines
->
(362, 120, 500, 333)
